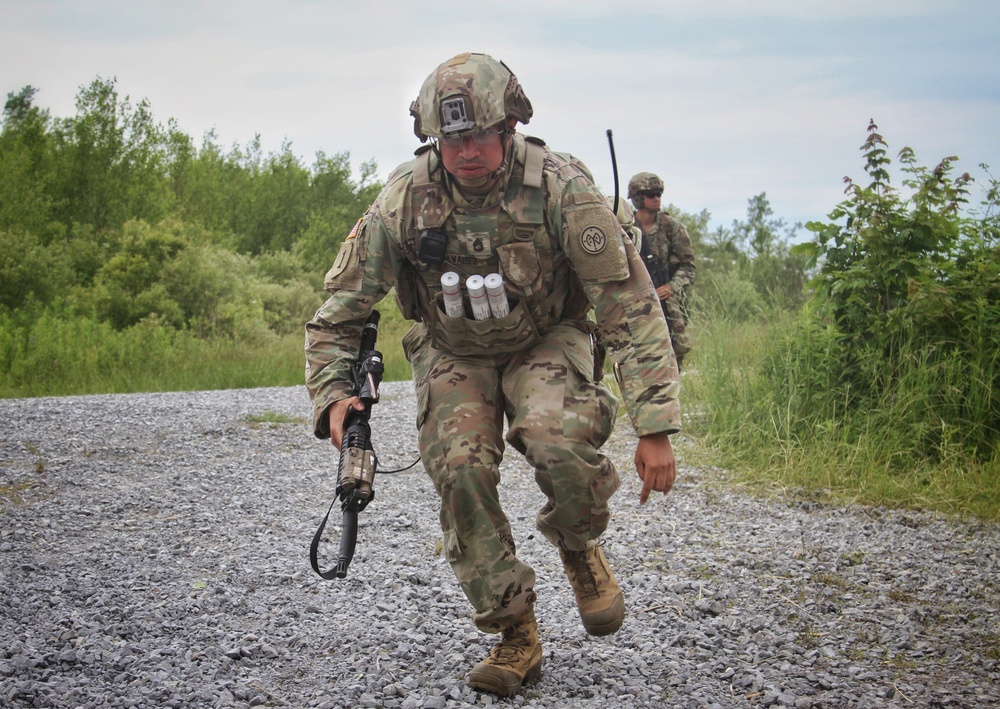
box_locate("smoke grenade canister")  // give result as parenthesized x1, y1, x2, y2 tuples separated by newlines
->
(440, 271, 464, 318)
(484, 273, 509, 318)
(465, 275, 491, 321)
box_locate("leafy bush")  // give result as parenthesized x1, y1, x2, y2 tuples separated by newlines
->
(0, 228, 75, 309)
(791, 120, 1000, 462)
(682, 121, 1000, 520)
(690, 269, 766, 323)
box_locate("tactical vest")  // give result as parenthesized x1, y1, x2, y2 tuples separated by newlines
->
(393, 135, 589, 356)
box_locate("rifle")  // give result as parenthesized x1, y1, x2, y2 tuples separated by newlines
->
(310, 310, 384, 579)
(639, 238, 671, 291)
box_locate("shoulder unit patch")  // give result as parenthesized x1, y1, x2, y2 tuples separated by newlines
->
(580, 225, 607, 255)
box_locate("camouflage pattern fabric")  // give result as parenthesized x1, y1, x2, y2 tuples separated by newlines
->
(641, 213, 696, 364)
(401, 321, 620, 631)
(305, 132, 680, 633)
(410, 52, 532, 141)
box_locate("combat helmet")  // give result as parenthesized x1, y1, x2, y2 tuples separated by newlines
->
(628, 172, 665, 209)
(410, 52, 533, 142)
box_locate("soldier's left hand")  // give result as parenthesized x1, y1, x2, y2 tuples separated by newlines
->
(634, 431, 677, 504)
(655, 284, 673, 301)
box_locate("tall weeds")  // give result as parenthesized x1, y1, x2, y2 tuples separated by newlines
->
(685, 123, 999, 519)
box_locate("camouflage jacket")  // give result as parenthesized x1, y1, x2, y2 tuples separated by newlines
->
(641, 212, 696, 297)
(305, 134, 680, 438)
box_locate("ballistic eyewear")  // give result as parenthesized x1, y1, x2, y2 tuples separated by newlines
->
(437, 128, 504, 148)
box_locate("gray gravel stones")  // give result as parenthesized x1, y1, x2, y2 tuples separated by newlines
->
(1, 383, 998, 708)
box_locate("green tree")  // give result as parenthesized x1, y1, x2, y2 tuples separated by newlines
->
(235, 140, 312, 254)
(680, 193, 809, 321)
(0, 86, 57, 235)
(0, 228, 74, 310)
(294, 152, 382, 273)
(51, 77, 173, 232)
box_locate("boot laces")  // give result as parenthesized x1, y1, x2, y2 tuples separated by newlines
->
(563, 549, 600, 599)
(490, 624, 532, 665)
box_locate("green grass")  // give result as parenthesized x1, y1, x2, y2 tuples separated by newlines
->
(0, 299, 413, 399)
(243, 410, 309, 426)
(0, 480, 35, 505)
(681, 310, 1000, 522)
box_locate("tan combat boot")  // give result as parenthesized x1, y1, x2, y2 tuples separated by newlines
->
(468, 606, 542, 697)
(559, 544, 625, 636)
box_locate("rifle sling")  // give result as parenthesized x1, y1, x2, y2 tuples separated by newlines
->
(309, 498, 345, 580)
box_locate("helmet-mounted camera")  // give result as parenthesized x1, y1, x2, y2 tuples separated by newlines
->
(440, 96, 475, 135)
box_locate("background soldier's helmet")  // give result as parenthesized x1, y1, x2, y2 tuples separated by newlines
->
(628, 172, 665, 208)
(410, 52, 533, 143)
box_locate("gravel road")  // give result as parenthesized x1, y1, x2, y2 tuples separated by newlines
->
(1, 383, 998, 708)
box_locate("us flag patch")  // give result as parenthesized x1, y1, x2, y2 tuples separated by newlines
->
(347, 217, 363, 240)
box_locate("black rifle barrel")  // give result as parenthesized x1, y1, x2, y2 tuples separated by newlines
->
(335, 504, 358, 578)
(359, 311, 380, 357)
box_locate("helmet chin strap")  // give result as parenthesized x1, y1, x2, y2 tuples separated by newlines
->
(487, 133, 515, 184)
(479, 132, 514, 188)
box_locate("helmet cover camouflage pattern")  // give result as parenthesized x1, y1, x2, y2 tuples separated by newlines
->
(410, 52, 532, 142)
(628, 172, 665, 208)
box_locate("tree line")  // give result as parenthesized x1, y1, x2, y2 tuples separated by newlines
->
(0, 75, 808, 390)
(1, 78, 380, 336)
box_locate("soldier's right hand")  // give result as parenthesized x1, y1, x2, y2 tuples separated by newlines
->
(329, 396, 365, 450)
(634, 431, 677, 505)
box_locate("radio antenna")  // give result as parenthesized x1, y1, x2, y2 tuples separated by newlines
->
(606, 129, 620, 214)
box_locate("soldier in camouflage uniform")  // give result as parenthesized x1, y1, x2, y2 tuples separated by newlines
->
(629, 172, 696, 371)
(305, 53, 681, 697)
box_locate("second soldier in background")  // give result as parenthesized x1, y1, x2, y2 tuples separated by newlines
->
(630, 172, 696, 371)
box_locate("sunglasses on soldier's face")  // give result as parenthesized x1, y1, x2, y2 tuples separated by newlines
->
(641, 190, 663, 199)
(437, 128, 504, 148)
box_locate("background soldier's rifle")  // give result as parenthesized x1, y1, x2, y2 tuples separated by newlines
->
(640, 238, 671, 291)
(310, 310, 383, 580)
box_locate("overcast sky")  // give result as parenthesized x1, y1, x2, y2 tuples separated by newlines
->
(3, 0, 998, 236)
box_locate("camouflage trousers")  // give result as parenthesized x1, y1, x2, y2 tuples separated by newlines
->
(661, 298, 691, 368)
(403, 320, 622, 633)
